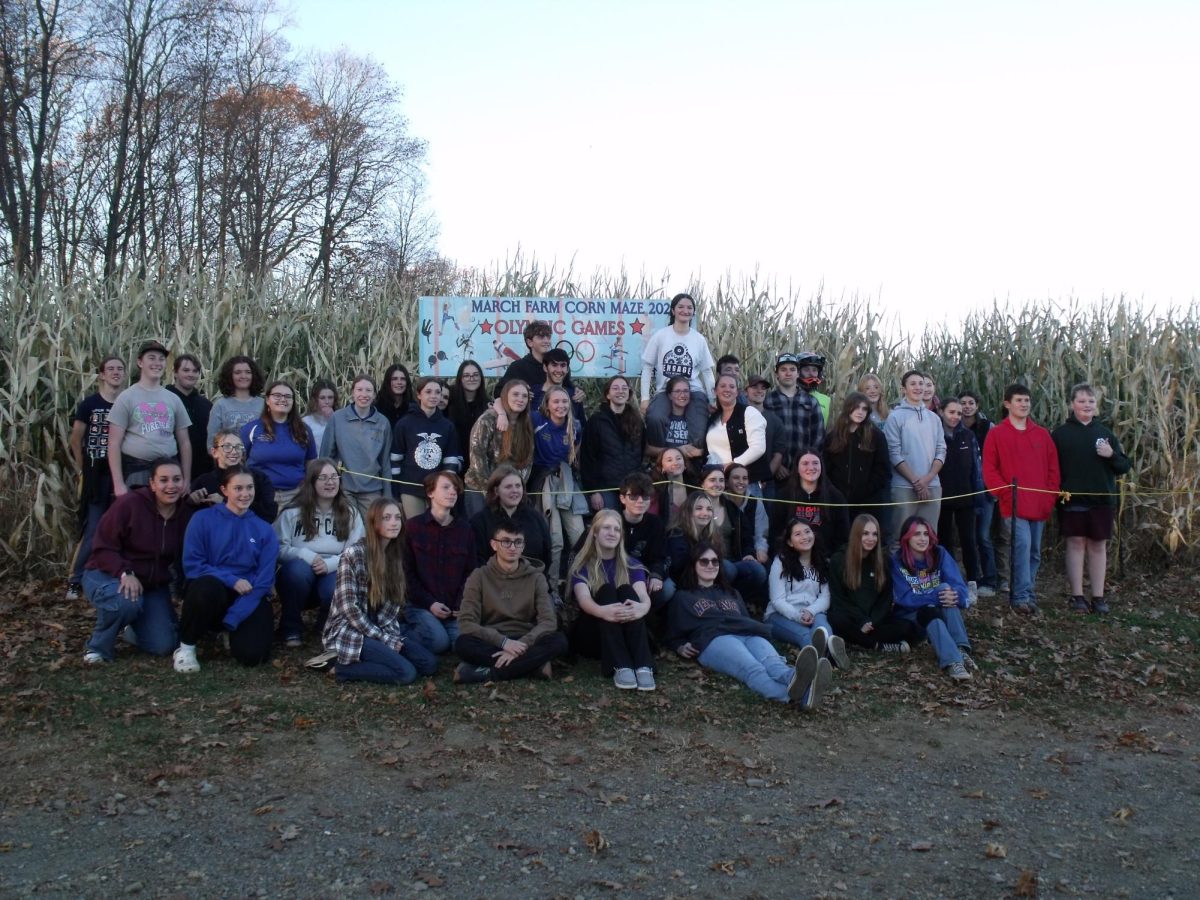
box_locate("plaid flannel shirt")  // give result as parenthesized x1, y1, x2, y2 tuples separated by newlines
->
(322, 540, 407, 665)
(764, 388, 826, 467)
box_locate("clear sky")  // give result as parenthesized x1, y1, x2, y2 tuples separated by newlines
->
(285, 0, 1198, 326)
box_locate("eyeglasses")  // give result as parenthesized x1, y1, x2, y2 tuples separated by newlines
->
(217, 443, 244, 452)
(697, 557, 720, 567)
(269, 393, 294, 401)
(494, 538, 526, 549)
(315, 473, 340, 483)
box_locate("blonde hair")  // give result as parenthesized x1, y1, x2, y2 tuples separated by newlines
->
(857, 373, 890, 421)
(569, 509, 643, 595)
(538, 385, 578, 466)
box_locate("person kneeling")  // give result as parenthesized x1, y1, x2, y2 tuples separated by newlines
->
(320, 498, 439, 685)
(176, 465, 278, 672)
(453, 522, 567, 683)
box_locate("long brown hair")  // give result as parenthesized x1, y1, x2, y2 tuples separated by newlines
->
(844, 513, 888, 591)
(825, 392, 877, 454)
(364, 498, 406, 612)
(291, 458, 357, 541)
(671, 490, 723, 555)
(498, 379, 535, 469)
(604, 375, 644, 444)
(256, 380, 311, 446)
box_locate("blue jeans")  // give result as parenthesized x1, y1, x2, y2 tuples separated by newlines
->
(71, 502, 107, 583)
(975, 500, 997, 586)
(275, 558, 337, 639)
(335, 636, 438, 685)
(82, 569, 177, 660)
(889, 484, 943, 551)
(697, 634, 794, 702)
(899, 606, 971, 668)
(767, 612, 830, 650)
(1004, 517, 1045, 603)
(404, 606, 460, 654)
(723, 559, 767, 593)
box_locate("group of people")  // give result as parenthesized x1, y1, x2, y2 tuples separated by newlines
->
(68, 296, 1130, 701)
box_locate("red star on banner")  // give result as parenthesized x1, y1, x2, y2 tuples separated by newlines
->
(630, 320, 645, 334)
(479, 320, 493, 334)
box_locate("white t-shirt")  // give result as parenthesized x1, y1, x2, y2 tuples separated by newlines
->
(107, 383, 191, 461)
(640, 327, 714, 395)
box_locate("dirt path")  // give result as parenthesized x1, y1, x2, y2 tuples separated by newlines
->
(2, 708, 1196, 898)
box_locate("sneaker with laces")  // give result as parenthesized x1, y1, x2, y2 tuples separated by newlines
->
(945, 661, 972, 681)
(960, 651, 979, 672)
(83, 650, 106, 665)
(788, 645, 819, 704)
(1091, 596, 1110, 615)
(634, 667, 656, 691)
(305, 650, 337, 671)
(1069, 595, 1090, 613)
(173, 644, 200, 673)
(65, 583, 82, 601)
(880, 640, 911, 653)
(826, 634, 851, 670)
(968, 581, 979, 604)
(810, 627, 828, 659)
(284, 635, 302, 649)
(803, 658, 833, 711)
(613, 668, 637, 690)
(976, 584, 996, 598)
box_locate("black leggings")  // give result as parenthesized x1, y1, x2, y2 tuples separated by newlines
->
(569, 583, 654, 674)
(179, 575, 273, 666)
(454, 632, 568, 681)
(828, 609, 920, 649)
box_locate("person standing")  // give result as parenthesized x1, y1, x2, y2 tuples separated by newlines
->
(936, 398, 984, 592)
(66, 354, 126, 599)
(321, 375, 393, 518)
(1051, 383, 1131, 614)
(764, 352, 825, 481)
(241, 380, 317, 508)
(959, 390, 999, 594)
(390, 376, 462, 520)
(206, 356, 266, 445)
(639, 293, 716, 448)
(107, 340, 193, 496)
(883, 369, 945, 541)
(744, 373, 787, 497)
(167, 354, 212, 477)
(982, 384, 1060, 614)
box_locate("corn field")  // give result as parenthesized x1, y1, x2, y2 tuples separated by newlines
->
(2, 258, 1198, 576)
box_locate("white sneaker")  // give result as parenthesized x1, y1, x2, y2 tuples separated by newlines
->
(83, 650, 106, 665)
(173, 644, 200, 673)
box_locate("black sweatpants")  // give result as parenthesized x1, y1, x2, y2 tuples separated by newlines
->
(568, 583, 654, 674)
(454, 631, 568, 681)
(828, 608, 920, 650)
(179, 575, 273, 666)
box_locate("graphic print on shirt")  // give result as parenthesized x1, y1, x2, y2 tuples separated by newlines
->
(85, 408, 112, 460)
(132, 401, 173, 436)
(660, 343, 695, 380)
(900, 565, 941, 594)
(414, 433, 444, 469)
(664, 416, 690, 446)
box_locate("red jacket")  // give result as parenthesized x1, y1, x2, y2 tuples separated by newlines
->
(982, 418, 1060, 521)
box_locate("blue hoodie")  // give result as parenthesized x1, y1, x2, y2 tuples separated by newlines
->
(890, 546, 970, 610)
(184, 503, 279, 629)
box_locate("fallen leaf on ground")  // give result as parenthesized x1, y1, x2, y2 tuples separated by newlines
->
(985, 842, 1007, 859)
(909, 841, 933, 852)
(584, 829, 608, 854)
(1014, 869, 1038, 896)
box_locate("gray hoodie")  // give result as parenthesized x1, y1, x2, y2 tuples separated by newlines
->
(320, 405, 392, 495)
(883, 399, 947, 487)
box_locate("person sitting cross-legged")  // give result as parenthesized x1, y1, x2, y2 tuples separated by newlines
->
(453, 522, 568, 684)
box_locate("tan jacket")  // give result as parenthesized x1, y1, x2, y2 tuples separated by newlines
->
(458, 556, 555, 648)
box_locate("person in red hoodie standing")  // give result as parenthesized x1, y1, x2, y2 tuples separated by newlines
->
(982, 384, 1060, 614)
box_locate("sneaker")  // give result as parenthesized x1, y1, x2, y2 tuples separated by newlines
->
(305, 649, 337, 671)
(960, 651, 979, 672)
(945, 661, 972, 681)
(634, 667, 656, 691)
(613, 668, 637, 690)
(788, 645, 819, 704)
(976, 584, 996, 598)
(452, 663, 492, 684)
(173, 644, 200, 673)
(119, 625, 138, 646)
(1010, 600, 1035, 616)
(810, 627, 828, 659)
(880, 640, 911, 654)
(65, 583, 82, 601)
(827, 634, 851, 671)
(804, 658, 833, 711)
(968, 581, 979, 604)
(1069, 595, 1090, 614)
(1091, 596, 1110, 615)
(83, 650, 106, 665)
(284, 635, 302, 649)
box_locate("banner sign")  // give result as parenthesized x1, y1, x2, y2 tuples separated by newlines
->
(417, 296, 672, 379)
